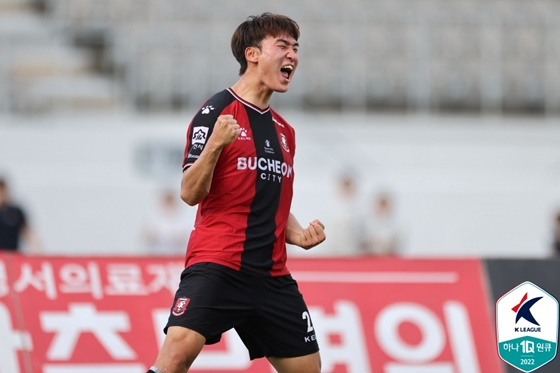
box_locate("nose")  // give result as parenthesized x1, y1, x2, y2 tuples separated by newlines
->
(287, 48, 298, 62)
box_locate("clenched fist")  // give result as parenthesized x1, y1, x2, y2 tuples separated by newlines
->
(210, 115, 241, 148)
(299, 219, 326, 250)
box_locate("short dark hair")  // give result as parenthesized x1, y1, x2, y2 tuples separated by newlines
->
(231, 12, 300, 75)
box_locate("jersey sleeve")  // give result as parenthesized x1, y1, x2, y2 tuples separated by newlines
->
(182, 105, 220, 171)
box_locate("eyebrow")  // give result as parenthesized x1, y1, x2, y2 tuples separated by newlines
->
(277, 38, 299, 48)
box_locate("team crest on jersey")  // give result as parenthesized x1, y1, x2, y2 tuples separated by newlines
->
(172, 297, 190, 316)
(192, 126, 209, 145)
(280, 133, 290, 152)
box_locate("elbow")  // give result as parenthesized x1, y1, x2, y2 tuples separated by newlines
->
(180, 189, 207, 206)
(180, 171, 210, 206)
(184, 199, 199, 207)
(180, 191, 198, 206)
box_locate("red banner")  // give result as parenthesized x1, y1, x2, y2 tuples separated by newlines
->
(0, 253, 504, 373)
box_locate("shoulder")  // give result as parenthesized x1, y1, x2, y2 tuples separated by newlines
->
(196, 90, 236, 118)
(204, 89, 237, 112)
(189, 90, 237, 128)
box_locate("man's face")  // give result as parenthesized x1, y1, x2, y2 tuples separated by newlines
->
(255, 34, 299, 93)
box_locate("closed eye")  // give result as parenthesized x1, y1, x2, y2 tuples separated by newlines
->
(277, 39, 299, 53)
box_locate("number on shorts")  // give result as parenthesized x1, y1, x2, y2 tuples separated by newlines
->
(302, 311, 314, 332)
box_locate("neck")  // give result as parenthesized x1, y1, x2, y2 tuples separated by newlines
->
(230, 75, 272, 110)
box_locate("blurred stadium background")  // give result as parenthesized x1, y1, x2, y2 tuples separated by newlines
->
(1, 0, 560, 258)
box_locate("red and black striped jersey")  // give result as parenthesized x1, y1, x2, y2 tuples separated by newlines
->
(182, 88, 296, 277)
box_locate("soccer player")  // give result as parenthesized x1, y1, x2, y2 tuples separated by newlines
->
(146, 13, 326, 373)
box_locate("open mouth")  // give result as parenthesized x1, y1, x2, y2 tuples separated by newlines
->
(280, 65, 294, 80)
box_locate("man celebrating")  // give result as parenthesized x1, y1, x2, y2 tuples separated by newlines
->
(147, 13, 326, 373)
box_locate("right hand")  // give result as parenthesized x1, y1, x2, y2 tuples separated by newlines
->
(210, 115, 241, 148)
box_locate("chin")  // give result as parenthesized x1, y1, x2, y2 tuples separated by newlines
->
(275, 83, 291, 93)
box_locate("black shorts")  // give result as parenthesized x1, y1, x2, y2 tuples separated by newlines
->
(165, 262, 320, 360)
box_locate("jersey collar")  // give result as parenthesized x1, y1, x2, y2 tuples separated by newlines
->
(228, 88, 271, 114)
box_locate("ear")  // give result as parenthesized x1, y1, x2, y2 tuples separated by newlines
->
(245, 46, 260, 64)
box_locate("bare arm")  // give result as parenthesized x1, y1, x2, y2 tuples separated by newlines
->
(181, 115, 241, 206)
(286, 213, 326, 250)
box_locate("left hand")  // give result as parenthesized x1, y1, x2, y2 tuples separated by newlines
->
(299, 219, 326, 250)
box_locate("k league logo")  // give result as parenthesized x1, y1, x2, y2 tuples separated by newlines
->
(192, 126, 209, 145)
(496, 281, 559, 372)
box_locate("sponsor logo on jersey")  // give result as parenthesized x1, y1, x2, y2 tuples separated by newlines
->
(237, 157, 293, 183)
(238, 128, 252, 140)
(264, 140, 275, 154)
(192, 127, 209, 145)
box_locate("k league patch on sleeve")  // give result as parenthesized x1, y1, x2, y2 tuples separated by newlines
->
(192, 127, 209, 145)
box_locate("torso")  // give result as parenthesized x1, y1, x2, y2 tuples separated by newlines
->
(182, 89, 296, 276)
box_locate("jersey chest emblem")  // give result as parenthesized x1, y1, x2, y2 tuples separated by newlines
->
(280, 133, 290, 153)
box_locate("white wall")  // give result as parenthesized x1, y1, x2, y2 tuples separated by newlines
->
(289, 113, 560, 259)
(1, 112, 559, 258)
